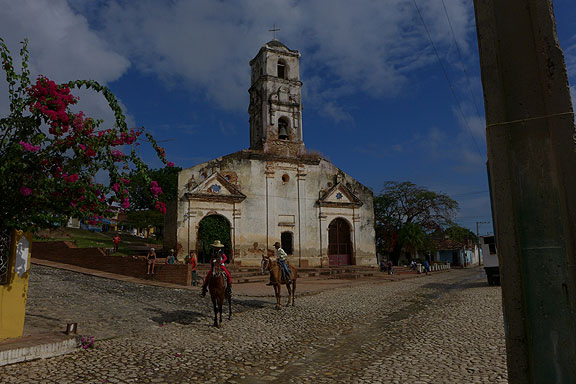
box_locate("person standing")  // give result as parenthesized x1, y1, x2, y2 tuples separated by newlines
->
(424, 260, 430, 275)
(113, 233, 120, 253)
(387, 260, 394, 275)
(147, 247, 157, 275)
(188, 250, 198, 286)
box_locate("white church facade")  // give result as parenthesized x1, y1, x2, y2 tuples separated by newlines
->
(165, 39, 376, 267)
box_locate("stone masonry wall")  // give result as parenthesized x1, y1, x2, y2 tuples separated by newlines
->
(32, 242, 192, 286)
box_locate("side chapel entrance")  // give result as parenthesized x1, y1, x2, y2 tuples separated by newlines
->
(197, 214, 231, 264)
(328, 218, 352, 266)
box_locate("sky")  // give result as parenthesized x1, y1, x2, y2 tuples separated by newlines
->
(1, 0, 575, 236)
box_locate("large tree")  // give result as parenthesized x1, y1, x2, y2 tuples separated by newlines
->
(0, 38, 170, 231)
(126, 166, 181, 210)
(374, 181, 459, 263)
(121, 166, 181, 237)
(443, 224, 478, 245)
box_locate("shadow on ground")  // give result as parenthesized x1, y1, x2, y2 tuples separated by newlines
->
(147, 309, 206, 325)
(232, 299, 271, 309)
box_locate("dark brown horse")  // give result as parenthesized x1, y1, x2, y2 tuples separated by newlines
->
(261, 254, 297, 309)
(208, 256, 231, 327)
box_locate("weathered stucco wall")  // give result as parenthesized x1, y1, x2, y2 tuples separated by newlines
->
(172, 152, 376, 267)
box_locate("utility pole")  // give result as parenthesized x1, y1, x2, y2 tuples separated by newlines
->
(475, 221, 489, 265)
(473, 1, 576, 383)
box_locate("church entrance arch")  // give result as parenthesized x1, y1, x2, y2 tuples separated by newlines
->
(197, 214, 231, 264)
(327, 218, 352, 266)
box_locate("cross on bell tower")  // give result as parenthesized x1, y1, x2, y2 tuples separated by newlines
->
(248, 38, 304, 157)
(268, 24, 280, 40)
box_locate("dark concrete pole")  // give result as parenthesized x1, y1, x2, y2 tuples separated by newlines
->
(473, 1, 576, 383)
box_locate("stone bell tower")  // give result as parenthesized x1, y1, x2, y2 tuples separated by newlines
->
(248, 39, 305, 157)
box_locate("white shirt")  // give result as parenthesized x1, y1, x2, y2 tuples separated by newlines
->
(276, 247, 287, 261)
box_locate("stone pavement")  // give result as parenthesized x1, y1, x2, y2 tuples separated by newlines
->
(30, 257, 420, 298)
(1, 264, 507, 383)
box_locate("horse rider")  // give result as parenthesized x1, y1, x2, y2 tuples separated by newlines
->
(200, 240, 232, 297)
(267, 241, 291, 285)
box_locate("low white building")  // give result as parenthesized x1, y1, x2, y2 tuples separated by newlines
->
(165, 39, 376, 267)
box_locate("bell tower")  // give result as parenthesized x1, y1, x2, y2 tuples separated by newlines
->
(248, 39, 304, 157)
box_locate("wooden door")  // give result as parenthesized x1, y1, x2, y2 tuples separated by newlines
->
(328, 218, 352, 266)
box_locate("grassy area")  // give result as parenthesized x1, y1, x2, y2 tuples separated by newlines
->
(34, 227, 163, 255)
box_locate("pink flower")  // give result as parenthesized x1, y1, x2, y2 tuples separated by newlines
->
(111, 183, 120, 192)
(167, 161, 175, 168)
(19, 141, 40, 152)
(121, 198, 130, 209)
(155, 201, 167, 214)
(66, 173, 79, 183)
(150, 181, 162, 196)
(20, 186, 32, 196)
(110, 150, 124, 160)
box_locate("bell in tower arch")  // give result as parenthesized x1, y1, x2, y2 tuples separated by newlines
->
(278, 117, 290, 140)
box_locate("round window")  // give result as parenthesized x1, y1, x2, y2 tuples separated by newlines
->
(336, 192, 343, 200)
(282, 174, 290, 183)
(209, 184, 221, 193)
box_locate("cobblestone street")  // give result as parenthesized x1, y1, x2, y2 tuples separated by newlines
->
(1, 266, 507, 383)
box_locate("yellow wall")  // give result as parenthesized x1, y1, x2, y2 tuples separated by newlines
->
(0, 230, 32, 340)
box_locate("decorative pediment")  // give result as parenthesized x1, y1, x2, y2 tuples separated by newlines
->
(185, 173, 246, 203)
(318, 183, 363, 208)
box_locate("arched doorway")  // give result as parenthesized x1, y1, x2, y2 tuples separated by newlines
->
(197, 215, 231, 264)
(328, 218, 352, 266)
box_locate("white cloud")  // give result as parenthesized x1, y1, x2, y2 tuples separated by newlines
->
(89, 0, 474, 117)
(1, 0, 478, 126)
(0, 0, 131, 124)
(0, 0, 129, 83)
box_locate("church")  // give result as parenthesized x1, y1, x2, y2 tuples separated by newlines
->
(165, 39, 376, 267)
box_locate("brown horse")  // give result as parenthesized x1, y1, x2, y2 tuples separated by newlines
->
(261, 254, 297, 309)
(208, 256, 231, 327)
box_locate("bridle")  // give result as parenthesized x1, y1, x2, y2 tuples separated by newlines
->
(211, 254, 223, 278)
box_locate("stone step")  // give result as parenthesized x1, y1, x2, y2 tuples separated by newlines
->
(0, 333, 78, 367)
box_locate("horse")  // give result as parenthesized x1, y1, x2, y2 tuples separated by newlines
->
(208, 255, 232, 327)
(261, 254, 297, 310)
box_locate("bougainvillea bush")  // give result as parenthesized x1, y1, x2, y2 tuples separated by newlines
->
(0, 38, 171, 231)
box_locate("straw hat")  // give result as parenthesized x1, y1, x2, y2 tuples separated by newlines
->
(211, 240, 225, 248)
(170, 249, 175, 253)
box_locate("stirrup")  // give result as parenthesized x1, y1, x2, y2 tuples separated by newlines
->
(200, 286, 207, 297)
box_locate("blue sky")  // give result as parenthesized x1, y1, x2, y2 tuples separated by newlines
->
(1, 0, 575, 236)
